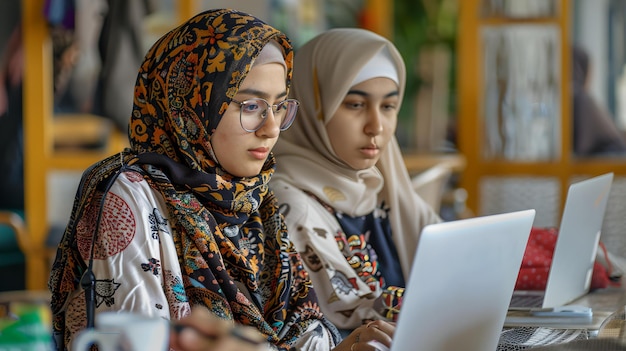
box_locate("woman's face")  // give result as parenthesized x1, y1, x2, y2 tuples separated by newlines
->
(211, 62, 287, 177)
(326, 77, 399, 170)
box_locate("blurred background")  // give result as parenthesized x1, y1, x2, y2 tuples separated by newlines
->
(3, 0, 626, 292)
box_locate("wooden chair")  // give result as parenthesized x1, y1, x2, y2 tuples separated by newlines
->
(411, 163, 453, 214)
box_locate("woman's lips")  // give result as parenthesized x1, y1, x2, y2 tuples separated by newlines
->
(249, 147, 269, 159)
(360, 146, 379, 158)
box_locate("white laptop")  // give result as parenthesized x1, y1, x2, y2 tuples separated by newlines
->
(391, 209, 535, 351)
(509, 172, 614, 311)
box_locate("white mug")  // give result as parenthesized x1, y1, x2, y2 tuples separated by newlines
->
(72, 312, 169, 351)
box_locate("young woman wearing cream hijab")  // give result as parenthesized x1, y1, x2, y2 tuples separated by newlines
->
(272, 28, 442, 333)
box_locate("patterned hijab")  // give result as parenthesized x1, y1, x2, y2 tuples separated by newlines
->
(272, 28, 440, 276)
(49, 9, 326, 349)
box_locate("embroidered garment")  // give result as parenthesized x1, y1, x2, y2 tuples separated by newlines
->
(271, 28, 442, 329)
(317, 194, 407, 321)
(48, 9, 338, 351)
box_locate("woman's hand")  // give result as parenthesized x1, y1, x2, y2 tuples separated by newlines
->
(169, 308, 268, 351)
(335, 320, 395, 351)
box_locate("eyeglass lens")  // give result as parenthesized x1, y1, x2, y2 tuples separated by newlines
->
(240, 98, 298, 132)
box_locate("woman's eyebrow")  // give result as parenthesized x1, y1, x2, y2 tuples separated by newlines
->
(236, 88, 288, 100)
(346, 89, 400, 98)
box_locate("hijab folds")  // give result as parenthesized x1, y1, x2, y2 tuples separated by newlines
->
(273, 28, 440, 279)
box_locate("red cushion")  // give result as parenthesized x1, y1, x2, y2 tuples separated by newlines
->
(515, 227, 619, 291)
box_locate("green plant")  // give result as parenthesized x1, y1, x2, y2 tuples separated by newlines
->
(393, 0, 458, 142)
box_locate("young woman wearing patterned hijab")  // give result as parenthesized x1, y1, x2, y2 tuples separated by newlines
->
(46, 9, 365, 351)
(271, 28, 442, 333)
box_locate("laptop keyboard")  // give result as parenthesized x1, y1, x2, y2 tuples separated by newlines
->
(510, 293, 544, 308)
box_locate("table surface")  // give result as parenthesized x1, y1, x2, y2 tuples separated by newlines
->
(573, 286, 626, 313)
(500, 286, 626, 350)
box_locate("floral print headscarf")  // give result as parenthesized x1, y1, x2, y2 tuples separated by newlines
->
(49, 9, 330, 349)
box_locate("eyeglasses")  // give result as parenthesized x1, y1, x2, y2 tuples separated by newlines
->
(231, 98, 299, 132)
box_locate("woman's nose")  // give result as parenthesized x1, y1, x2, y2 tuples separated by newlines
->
(364, 109, 383, 136)
(256, 107, 281, 137)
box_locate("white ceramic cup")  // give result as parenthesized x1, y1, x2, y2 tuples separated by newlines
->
(71, 312, 169, 351)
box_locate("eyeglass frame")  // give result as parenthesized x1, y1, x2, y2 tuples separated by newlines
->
(231, 97, 300, 133)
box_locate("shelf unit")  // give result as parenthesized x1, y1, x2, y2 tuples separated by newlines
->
(21, 0, 198, 290)
(21, 0, 138, 290)
(457, 1, 626, 248)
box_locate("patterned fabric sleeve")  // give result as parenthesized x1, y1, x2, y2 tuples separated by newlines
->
(59, 170, 190, 347)
(273, 180, 389, 330)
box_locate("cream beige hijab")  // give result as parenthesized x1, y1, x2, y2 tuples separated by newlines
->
(272, 28, 440, 278)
